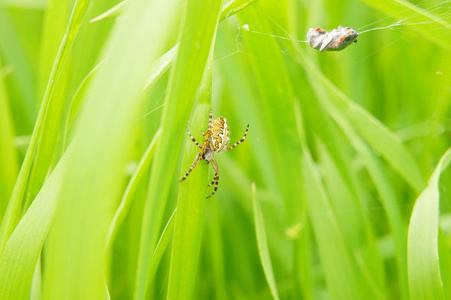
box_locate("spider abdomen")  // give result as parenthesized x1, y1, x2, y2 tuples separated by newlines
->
(209, 117, 230, 153)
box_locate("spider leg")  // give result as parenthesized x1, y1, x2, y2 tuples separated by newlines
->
(186, 127, 203, 149)
(206, 158, 219, 199)
(226, 124, 249, 150)
(180, 152, 203, 182)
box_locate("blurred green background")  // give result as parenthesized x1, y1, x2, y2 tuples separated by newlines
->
(0, 0, 451, 299)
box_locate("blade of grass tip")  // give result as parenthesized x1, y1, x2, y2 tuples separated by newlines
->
(30, 254, 42, 300)
(90, 0, 131, 23)
(0, 0, 90, 258)
(134, 0, 223, 298)
(252, 183, 280, 300)
(294, 45, 425, 193)
(144, 45, 178, 91)
(149, 208, 176, 287)
(220, 0, 258, 21)
(63, 60, 104, 149)
(106, 129, 161, 250)
(0, 153, 67, 300)
(408, 148, 451, 300)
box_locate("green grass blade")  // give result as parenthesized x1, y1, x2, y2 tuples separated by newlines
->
(41, 0, 179, 298)
(294, 46, 425, 193)
(62, 60, 103, 149)
(90, 0, 130, 23)
(149, 208, 176, 287)
(0, 0, 90, 257)
(134, 0, 223, 298)
(220, 0, 258, 21)
(408, 148, 451, 300)
(0, 154, 67, 300)
(0, 60, 19, 218)
(106, 129, 161, 249)
(308, 83, 408, 299)
(0, 6, 36, 129)
(295, 105, 362, 300)
(167, 103, 210, 300)
(24, 0, 90, 211)
(252, 183, 280, 300)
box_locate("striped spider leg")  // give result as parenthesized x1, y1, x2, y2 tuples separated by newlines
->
(180, 109, 249, 198)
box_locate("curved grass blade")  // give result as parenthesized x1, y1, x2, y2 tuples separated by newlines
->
(220, 0, 258, 21)
(294, 46, 425, 193)
(24, 0, 92, 211)
(90, 0, 130, 23)
(252, 183, 280, 300)
(106, 129, 161, 249)
(307, 82, 409, 299)
(149, 209, 176, 288)
(0, 0, 91, 257)
(408, 148, 451, 300)
(63, 60, 104, 149)
(0, 153, 67, 299)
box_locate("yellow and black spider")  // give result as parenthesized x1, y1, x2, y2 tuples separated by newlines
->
(180, 109, 249, 198)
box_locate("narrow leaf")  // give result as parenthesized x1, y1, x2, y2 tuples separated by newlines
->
(408, 148, 451, 300)
(252, 183, 280, 300)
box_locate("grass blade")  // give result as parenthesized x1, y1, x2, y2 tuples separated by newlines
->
(42, 0, 179, 298)
(0, 153, 67, 299)
(0, 0, 90, 257)
(220, 0, 258, 21)
(167, 103, 210, 300)
(295, 105, 362, 300)
(252, 183, 280, 300)
(106, 129, 161, 249)
(24, 0, 91, 212)
(294, 46, 425, 193)
(134, 0, 223, 298)
(408, 148, 451, 300)
(0, 6, 36, 128)
(0, 59, 19, 218)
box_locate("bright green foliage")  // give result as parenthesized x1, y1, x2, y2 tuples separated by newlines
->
(0, 0, 451, 299)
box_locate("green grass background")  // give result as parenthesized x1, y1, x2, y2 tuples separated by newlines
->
(0, 0, 451, 299)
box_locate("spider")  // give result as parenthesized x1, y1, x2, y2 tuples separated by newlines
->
(180, 109, 249, 198)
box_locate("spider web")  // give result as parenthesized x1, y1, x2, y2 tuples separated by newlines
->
(143, 0, 451, 122)
(215, 0, 451, 65)
(212, 0, 451, 121)
(209, 0, 451, 216)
